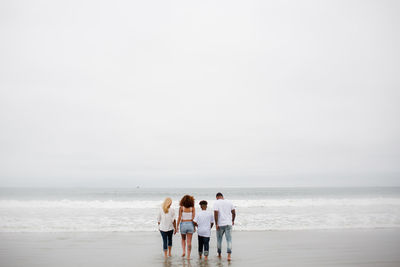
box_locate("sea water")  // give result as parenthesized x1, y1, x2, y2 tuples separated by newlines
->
(1, 187, 399, 232)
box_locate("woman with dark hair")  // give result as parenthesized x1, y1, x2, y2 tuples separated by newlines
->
(177, 195, 195, 260)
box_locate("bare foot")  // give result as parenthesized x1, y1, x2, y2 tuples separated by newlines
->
(205, 256, 208, 260)
(186, 256, 191, 260)
(218, 253, 222, 259)
(168, 253, 172, 257)
(181, 253, 186, 257)
(227, 253, 231, 261)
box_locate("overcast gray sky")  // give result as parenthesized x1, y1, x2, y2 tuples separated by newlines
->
(0, 0, 399, 187)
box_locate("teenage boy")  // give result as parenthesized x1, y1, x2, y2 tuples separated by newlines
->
(193, 200, 214, 260)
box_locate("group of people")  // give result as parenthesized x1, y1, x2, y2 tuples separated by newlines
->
(157, 192, 236, 261)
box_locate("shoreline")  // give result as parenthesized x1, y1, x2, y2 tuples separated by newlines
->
(1, 228, 400, 266)
(2, 226, 400, 233)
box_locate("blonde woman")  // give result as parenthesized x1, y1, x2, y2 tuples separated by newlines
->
(157, 197, 177, 258)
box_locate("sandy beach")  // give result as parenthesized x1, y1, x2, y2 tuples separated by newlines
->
(1, 229, 400, 267)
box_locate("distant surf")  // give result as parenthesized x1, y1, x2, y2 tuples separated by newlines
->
(1, 187, 399, 232)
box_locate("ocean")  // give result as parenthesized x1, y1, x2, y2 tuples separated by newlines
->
(1, 187, 399, 232)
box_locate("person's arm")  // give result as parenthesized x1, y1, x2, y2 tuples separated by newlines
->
(214, 210, 219, 230)
(193, 213, 198, 227)
(210, 213, 215, 229)
(173, 219, 177, 234)
(192, 207, 196, 232)
(157, 210, 161, 226)
(177, 207, 182, 232)
(231, 209, 236, 226)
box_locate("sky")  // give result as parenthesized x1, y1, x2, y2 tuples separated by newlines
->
(0, 0, 399, 187)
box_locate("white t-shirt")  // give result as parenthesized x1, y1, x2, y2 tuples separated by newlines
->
(157, 208, 176, 232)
(213, 199, 235, 226)
(194, 210, 214, 237)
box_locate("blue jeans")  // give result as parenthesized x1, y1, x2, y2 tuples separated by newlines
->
(216, 225, 232, 254)
(198, 235, 210, 256)
(160, 230, 173, 251)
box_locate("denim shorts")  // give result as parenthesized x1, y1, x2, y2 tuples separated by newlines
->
(180, 221, 194, 234)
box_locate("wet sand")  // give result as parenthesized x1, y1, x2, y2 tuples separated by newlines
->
(1, 229, 400, 267)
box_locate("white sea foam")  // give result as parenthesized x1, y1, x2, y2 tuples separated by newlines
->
(0, 199, 161, 209)
(1, 197, 400, 232)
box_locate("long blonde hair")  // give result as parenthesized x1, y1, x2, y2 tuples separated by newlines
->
(162, 197, 172, 214)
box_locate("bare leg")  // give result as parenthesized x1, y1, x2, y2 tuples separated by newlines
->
(227, 253, 231, 261)
(181, 234, 186, 257)
(164, 250, 168, 258)
(168, 246, 172, 257)
(186, 233, 193, 260)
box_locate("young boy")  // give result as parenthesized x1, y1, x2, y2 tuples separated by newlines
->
(193, 200, 214, 260)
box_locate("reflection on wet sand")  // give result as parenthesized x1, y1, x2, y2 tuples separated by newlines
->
(161, 256, 232, 267)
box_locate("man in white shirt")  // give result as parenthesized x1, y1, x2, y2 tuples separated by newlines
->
(213, 192, 236, 261)
(193, 200, 214, 260)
